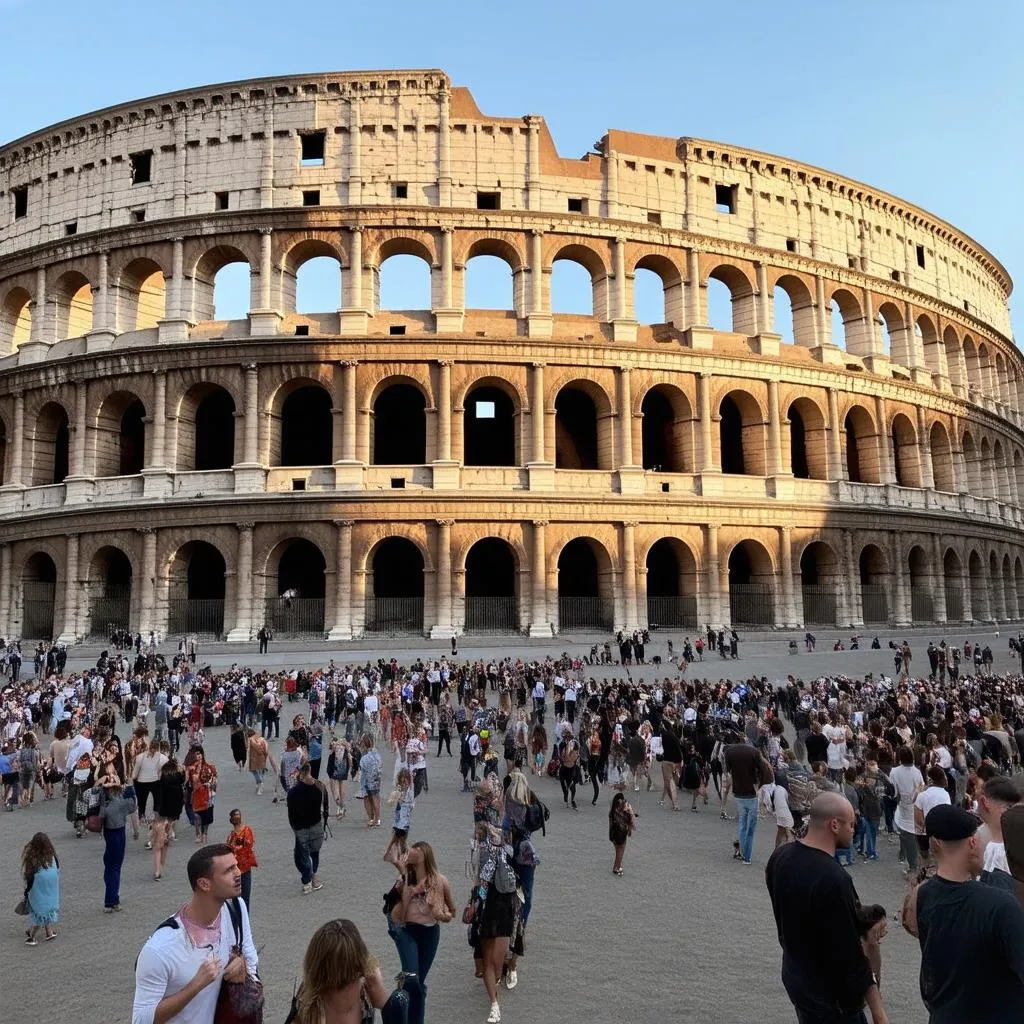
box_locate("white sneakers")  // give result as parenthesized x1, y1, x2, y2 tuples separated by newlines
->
(302, 883, 312, 894)
(505, 969, 518, 990)
(486, 1003, 501, 1023)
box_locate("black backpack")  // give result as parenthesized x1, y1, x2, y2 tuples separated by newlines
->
(524, 794, 549, 836)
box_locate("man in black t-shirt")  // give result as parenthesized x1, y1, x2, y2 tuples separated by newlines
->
(766, 792, 888, 1024)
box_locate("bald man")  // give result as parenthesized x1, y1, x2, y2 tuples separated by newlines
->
(766, 793, 889, 1024)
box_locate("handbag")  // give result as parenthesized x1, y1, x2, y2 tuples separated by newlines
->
(14, 897, 28, 915)
(214, 898, 264, 1024)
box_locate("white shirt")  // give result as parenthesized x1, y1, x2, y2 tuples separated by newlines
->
(65, 734, 94, 772)
(132, 899, 259, 1024)
(364, 694, 379, 715)
(761, 782, 794, 828)
(889, 765, 924, 832)
(564, 687, 577, 703)
(823, 725, 848, 769)
(914, 784, 951, 827)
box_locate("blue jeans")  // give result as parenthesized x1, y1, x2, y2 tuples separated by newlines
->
(388, 920, 439, 1024)
(518, 864, 536, 926)
(859, 818, 878, 858)
(835, 846, 854, 866)
(735, 796, 758, 862)
(293, 826, 323, 885)
(103, 826, 126, 907)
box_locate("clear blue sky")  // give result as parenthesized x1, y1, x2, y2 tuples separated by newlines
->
(1, 0, 1020, 337)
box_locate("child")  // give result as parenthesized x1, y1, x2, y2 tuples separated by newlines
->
(383, 768, 414, 864)
(608, 792, 636, 876)
(759, 778, 794, 847)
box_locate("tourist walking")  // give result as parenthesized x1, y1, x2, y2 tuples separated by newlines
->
(226, 807, 258, 911)
(358, 732, 382, 827)
(247, 727, 275, 796)
(20, 832, 59, 944)
(132, 737, 168, 849)
(287, 759, 329, 893)
(185, 745, 218, 843)
(151, 755, 185, 881)
(609, 792, 637, 875)
(724, 732, 770, 864)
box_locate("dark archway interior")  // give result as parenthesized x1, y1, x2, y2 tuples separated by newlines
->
(464, 386, 515, 467)
(372, 537, 425, 597)
(119, 400, 146, 475)
(892, 426, 904, 487)
(859, 549, 879, 585)
(641, 389, 675, 471)
(195, 389, 236, 470)
(558, 538, 599, 596)
(646, 539, 680, 597)
(22, 552, 57, 639)
(184, 542, 226, 599)
(790, 409, 809, 479)
(281, 386, 333, 466)
(728, 544, 753, 585)
(0, 421, 7, 486)
(25, 552, 57, 585)
(465, 538, 516, 597)
(277, 539, 326, 598)
(101, 548, 133, 591)
(800, 546, 819, 585)
(373, 385, 426, 465)
(845, 414, 862, 483)
(555, 388, 598, 469)
(720, 397, 744, 474)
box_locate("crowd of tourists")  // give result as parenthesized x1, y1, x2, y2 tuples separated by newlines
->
(5, 632, 1024, 1021)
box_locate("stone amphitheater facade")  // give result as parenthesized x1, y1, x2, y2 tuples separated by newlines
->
(0, 69, 1020, 642)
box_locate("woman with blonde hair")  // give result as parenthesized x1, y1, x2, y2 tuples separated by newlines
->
(286, 918, 408, 1024)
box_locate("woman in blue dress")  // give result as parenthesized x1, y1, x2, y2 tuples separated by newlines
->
(22, 832, 59, 944)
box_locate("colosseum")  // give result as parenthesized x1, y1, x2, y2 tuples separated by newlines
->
(0, 69, 1019, 644)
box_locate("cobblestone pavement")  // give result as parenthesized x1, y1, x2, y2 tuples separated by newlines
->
(5, 629, 1015, 1024)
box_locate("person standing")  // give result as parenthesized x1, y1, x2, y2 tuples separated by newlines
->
(977, 776, 1020, 893)
(609, 792, 637, 876)
(358, 732, 383, 827)
(132, 844, 259, 1024)
(226, 808, 258, 911)
(246, 727, 275, 797)
(904, 804, 1024, 1023)
(257, 625, 270, 655)
(766, 792, 889, 1024)
(151, 756, 185, 881)
(99, 778, 137, 913)
(724, 732, 770, 864)
(185, 746, 218, 844)
(287, 759, 329, 894)
(21, 831, 59, 944)
(889, 746, 925, 875)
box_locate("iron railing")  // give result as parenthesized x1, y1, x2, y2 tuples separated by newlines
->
(910, 588, 934, 623)
(646, 595, 698, 629)
(166, 598, 225, 640)
(89, 585, 132, 636)
(22, 581, 55, 640)
(464, 596, 519, 633)
(558, 596, 614, 631)
(801, 584, 837, 626)
(944, 584, 964, 622)
(729, 583, 775, 626)
(364, 597, 424, 635)
(262, 598, 325, 638)
(861, 584, 889, 625)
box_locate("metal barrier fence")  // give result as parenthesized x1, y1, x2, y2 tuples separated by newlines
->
(729, 583, 775, 626)
(646, 595, 698, 629)
(89, 585, 132, 636)
(945, 584, 965, 621)
(801, 585, 837, 626)
(910, 588, 934, 623)
(263, 598, 325, 638)
(464, 596, 519, 633)
(861, 584, 889, 624)
(166, 598, 225, 640)
(23, 581, 55, 640)
(558, 596, 614, 631)
(364, 597, 424, 635)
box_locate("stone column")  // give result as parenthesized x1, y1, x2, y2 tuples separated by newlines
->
(433, 228, 462, 331)
(815, 275, 829, 347)
(525, 116, 541, 210)
(30, 267, 47, 344)
(227, 523, 254, 641)
(150, 371, 167, 468)
(916, 405, 934, 490)
(0, 544, 10, 634)
(875, 395, 894, 484)
(138, 528, 157, 636)
(767, 378, 783, 476)
(891, 532, 909, 625)
(242, 364, 259, 465)
(704, 524, 721, 627)
(932, 533, 947, 623)
(526, 230, 551, 337)
(250, 228, 281, 336)
(430, 519, 454, 638)
(530, 363, 545, 463)
(437, 86, 451, 207)
(611, 236, 635, 340)
(341, 361, 358, 462)
(617, 366, 634, 468)
(697, 372, 715, 471)
(158, 237, 190, 342)
(529, 520, 551, 636)
(348, 227, 363, 307)
(58, 533, 80, 643)
(328, 520, 354, 640)
(69, 381, 88, 477)
(844, 529, 863, 626)
(827, 388, 844, 480)
(621, 521, 638, 631)
(436, 361, 453, 462)
(756, 261, 772, 335)
(779, 526, 796, 627)
(686, 248, 702, 327)
(86, 251, 116, 350)
(7, 394, 24, 487)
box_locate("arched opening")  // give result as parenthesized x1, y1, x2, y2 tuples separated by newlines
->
(875, 303, 903, 359)
(555, 384, 611, 470)
(464, 254, 515, 311)
(88, 547, 132, 637)
(890, 413, 920, 488)
(118, 259, 166, 332)
(962, 432, 981, 495)
(372, 382, 426, 465)
(378, 253, 432, 311)
(719, 391, 766, 475)
(963, 337, 981, 393)
(908, 546, 932, 621)
(930, 422, 955, 492)
(944, 327, 964, 389)
(557, 537, 613, 630)
(989, 552, 1006, 620)
(800, 542, 839, 626)
(918, 316, 943, 378)
(191, 246, 252, 322)
(94, 392, 146, 477)
(772, 276, 815, 345)
(859, 545, 889, 624)
(31, 402, 70, 486)
(464, 538, 519, 632)
(1015, 558, 1024, 621)
(829, 289, 865, 353)
(167, 541, 226, 638)
(22, 552, 57, 640)
(366, 537, 425, 634)
(53, 272, 94, 340)
(550, 247, 604, 317)
(844, 407, 880, 484)
(294, 255, 343, 314)
(640, 385, 693, 473)
(980, 437, 995, 499)
(706, 265, 755, 335)
(264, 539, 326, 636)
(634, 255, 683, 326)
(943, 549, 965, 621)
(1, 287, 32, 351)
(1002, 554, 1017, 619)
(177, 385, 236, 471)
(994, 440, 1012, 504)
(646, 538, 698, 628)
(277, 385, 333, 467)
(463, 384, 516, 467)
(728, 541, 775, 625)
(968, 550, 989, 621)
(978, 344, 995, 398)
(787, 398, 827, 480)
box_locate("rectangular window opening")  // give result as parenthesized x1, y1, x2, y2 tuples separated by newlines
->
(661, 482, 670, 493)
(300, 131, 326, 165)
(215, 191, 230, 211)
(389, 324, 406, 336)
(475, 400, 496, 420)
(891, 270, 900, 282)
(302, 190, 320, 207)
(393, 182, 408, 199)
(12, 186, 27, 219)
(646, 211, 662, 225)
(129, 150, 153, 184)
(916, 244, 926, 268)
(964, 300, 971, 312)
(476, 191, 500, 210)
(785, 238, 797, 253)
(65, 221, 78, 236)
(390, 477, 406, 489)
(714, 183, 736, 214)
(294, 325, 310, 336)
(567, 197, 584, 213)
(291, 478, 306, 491)
(132, 209, 147, 223)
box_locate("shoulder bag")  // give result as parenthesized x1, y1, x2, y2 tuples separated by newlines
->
(214, 897, 265, 1024)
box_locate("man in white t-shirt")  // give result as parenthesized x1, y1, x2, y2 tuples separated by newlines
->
(914, 766, 952, 867)
(133, 844, 258, 1024)
(889, 746, 924, 875)
(978, 775, 1020, 895)
(822, 720, 849, 783)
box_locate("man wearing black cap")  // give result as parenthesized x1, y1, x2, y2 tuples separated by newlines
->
(910, 804, 1024, 1022)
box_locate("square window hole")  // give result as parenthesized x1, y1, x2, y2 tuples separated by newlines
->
(714, 183, 736, 214)
(390, 477, 406, 489)
(661, 482, 670, 493)
(130, 150, 152, 184)
(567, 197, 584, 213)
(786, 238, 797, 253)
(300, 130, 326, 165)
(389, 325, 406, 336)
(476, 191, 500, 210)
(647, 211, 661, 225)
(132, 209, 146, 223)
(302, 190, 320, 207)
(65, 221, 78, 236)
(891, 270, 901, 282)
(294, 325, 310, 336)
(12, 186, 27, 219)
(916, 244, 926, 268)
(215, 191, 229, 211)
(393, 182, 408, 199)
(291, 478, 306, 491)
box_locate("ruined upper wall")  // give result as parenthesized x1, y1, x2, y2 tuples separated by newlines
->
(0, 69, 1013, 339)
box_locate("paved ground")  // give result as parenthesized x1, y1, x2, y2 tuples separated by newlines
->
(3, 628, 1018, 1024)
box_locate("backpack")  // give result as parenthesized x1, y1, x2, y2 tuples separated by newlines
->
(787, 772, 815, 814)
(856, 783, 881, 821)
(524, 795, 549, 836)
